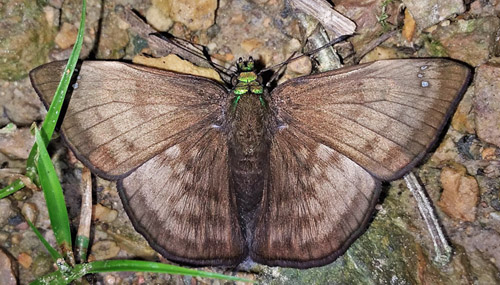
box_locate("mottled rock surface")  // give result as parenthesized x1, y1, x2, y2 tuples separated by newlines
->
(426, 16, 500, 66)
(0, 248, 17, 285)
(438, 165, 479, 222)
(0, 79, 46, 126)
(152, 0, 217, 31)
(403, 0, 465, 29)
(0, 0, 55, 81)
(0, 127, 35, 160)
(90, 240, 121, 261)
(474, 62, 500, 148)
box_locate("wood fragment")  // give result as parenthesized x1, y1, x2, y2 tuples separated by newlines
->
(76, 166, 92, 263)
(289, 0, 356, 37)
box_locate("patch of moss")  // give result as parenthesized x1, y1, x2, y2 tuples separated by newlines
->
(425, 37, 449, 57)
(0, 0, 55, 81)
(132, 35, 149, 55)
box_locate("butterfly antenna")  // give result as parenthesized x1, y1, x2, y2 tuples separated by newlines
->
(150, 33, 234, 80)
(258, 34, 352, 75)
(265, 51, 298, 87)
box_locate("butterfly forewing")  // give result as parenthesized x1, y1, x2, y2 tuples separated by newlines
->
(271, 59, 471, 180)
(30, 61, 228, 178)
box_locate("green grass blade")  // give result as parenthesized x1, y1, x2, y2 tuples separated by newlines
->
(75, 235, 89, 262)
(25, 0, 87, 185)
(34, 128, 73, 264)
(85, 260, 255, 283)
(30, 270, 65, 285)
(25, 218, 62, 261)
(30, 260, 256, 285)
(0, 179, 25, 199)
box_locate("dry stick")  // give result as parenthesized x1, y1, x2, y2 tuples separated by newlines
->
(122, 8, 233, 83)
(290, 0, 354, 72)
(404, 173, 452, 265)
(122, 8, 204, 61)
(76, 166, 92, 263)
(289, 0, 356, 37)
(353, 30, 398, 64)
(293, 1, 453, 266)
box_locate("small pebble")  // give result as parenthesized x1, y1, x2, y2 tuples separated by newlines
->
(438, 165, 479, 222)
(21, 202, 38, 224)
(146, 5, 173, 32)
(481, 147, 498, 160)
(7, 215, 23, 226)
(17, 252, 32, 269)
(14, 222, 28, 231)
(104, 273, 119, 284)
(0, 199, 14, 227)
(11, 234, 21, 245)
(0, 127, 35, 160)
(93, 204, 118, 223)
(54, 22, 78, 49)
(90, 240, 121, 260)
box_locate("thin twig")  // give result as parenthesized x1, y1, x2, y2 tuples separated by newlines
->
(122, 8, 233, 83)
(76, 166, 92, 263)
(289, 0, 356, 37)
(404, 173, 453, 265)
(354, 30, 398, 63)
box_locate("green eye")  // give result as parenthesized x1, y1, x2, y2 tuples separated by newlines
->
(246, 61, 254, 71)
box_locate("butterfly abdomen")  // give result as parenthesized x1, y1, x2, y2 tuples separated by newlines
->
(227, 93, 271, 237)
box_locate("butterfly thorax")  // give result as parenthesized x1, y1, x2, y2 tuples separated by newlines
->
(232, 60, 265, 107)
(228, 59, 270, 239)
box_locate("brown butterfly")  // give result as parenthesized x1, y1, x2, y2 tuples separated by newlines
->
(30, 57, 470, 268)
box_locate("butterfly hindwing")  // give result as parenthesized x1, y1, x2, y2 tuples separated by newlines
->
(270, 59, 471, 180)
(251, 125, 380, 268)
(118, 123, 246, 266)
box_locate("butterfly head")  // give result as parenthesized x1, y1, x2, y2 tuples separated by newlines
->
(237, 57, 255, 72)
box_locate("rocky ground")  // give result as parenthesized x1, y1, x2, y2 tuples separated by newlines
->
(1, 0, 500, 284)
